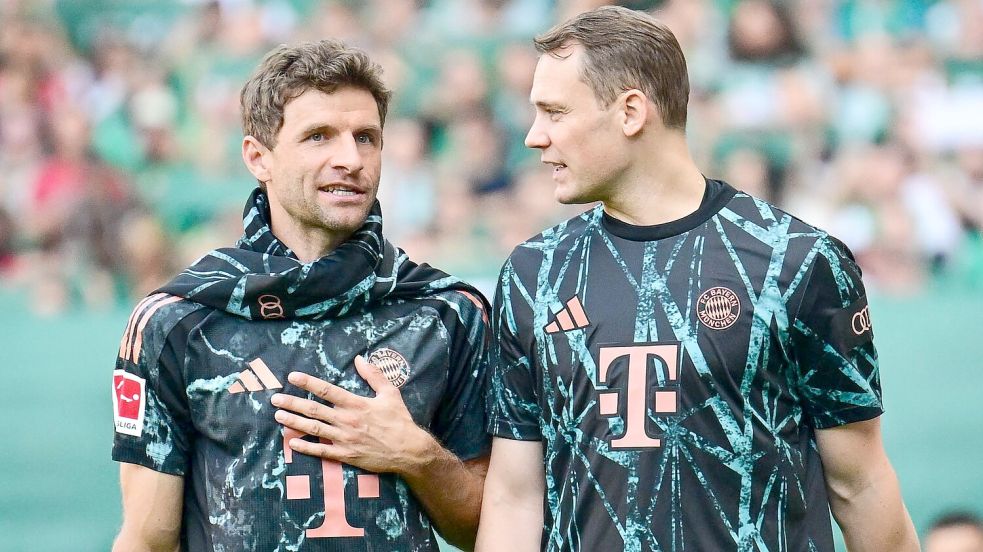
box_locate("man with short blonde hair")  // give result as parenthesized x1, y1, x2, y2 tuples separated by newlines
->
(477, 6, 918, 552)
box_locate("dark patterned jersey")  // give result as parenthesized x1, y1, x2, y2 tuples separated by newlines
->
(487, 179, 883, 552)
(112, 288, 489, 551)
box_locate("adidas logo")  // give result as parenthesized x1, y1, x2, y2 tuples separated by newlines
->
(228, 359, 283, 393)
(544, 296, 591, 334)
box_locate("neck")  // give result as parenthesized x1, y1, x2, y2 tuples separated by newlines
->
(268, 206, 347, 264)
(277, 228, 344, 263)
(601, 130, 706, 226)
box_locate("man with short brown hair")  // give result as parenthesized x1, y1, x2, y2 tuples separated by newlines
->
(112, 40, 490, 551)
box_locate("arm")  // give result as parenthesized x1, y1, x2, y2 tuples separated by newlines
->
(475, 438, 544, 552)
(271, 358, 487, 550)
(815, 417, 918, 552)
(400, 448, 489, 551)
(112, 463, 183, 552)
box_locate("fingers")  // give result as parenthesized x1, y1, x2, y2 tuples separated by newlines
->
(286, 372, 361, 406)
(285, 437, 352, 463)
(354, 355, 394, 395)
(271, 393, 335, 422)
(274, 409, 342, 441)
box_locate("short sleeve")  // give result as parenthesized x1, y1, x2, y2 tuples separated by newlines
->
(486, 259, 543, 440)
(790, 237, 883, 429)
(430, 291, 493, 461)
(111, 295, 204, 475)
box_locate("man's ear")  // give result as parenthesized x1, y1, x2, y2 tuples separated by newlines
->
(242, 136, 272, 183)
(619, 89, 652, 138)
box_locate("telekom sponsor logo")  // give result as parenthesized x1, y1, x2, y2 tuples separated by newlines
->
(112, 370, 146, 436)
(283, 428, 380, 538)
(596, 344, 681, 449)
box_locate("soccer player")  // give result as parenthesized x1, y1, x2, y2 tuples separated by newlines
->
(476, 7, 918, 552)
(111, 40, 490, 551)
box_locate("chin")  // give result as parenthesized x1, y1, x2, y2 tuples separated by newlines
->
(554, 187, 591, 206)
(324, 215, 367, 236)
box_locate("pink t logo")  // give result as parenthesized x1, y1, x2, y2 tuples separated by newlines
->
(283, 428, 380, 538)
(596, 344, 680, 449)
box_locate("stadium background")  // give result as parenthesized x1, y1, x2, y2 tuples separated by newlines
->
(0, 0, 980, 550)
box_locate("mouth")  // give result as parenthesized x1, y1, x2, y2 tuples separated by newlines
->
(317, 183, 365, 197)
(543, 160, 567, 176)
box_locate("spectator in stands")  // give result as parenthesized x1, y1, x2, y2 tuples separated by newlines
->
(925, 511, 983, 552)
(2, 0, 983, 308)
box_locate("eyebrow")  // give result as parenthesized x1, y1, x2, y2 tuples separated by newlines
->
(295, 123, 383, 139)
(532, 100, 566, 110)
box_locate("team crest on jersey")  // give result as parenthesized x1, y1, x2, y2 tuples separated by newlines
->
(697, 287, 740, 330)
(112, 370, 146, 436)
(367, 348, 410, 388)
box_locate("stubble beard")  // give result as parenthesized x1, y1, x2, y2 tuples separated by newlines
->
(302, 196, 372, 240)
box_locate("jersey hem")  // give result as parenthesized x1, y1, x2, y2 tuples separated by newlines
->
(112, 446, 187, 477)
(811, 406, 884, 430)
(455, 441, 492, 462)
(487, 418, 543, 441)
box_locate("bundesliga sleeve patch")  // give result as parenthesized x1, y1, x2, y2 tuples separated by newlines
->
(113, 370, 146, 436)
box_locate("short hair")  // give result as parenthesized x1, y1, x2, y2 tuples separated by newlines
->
(534, 5, 689, 129)
(240, 40, 391, 149)
(928, 511, 983, 533)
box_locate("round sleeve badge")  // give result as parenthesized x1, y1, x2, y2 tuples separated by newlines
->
(367, 348, 411, 388)
(697, 287, 740, 330)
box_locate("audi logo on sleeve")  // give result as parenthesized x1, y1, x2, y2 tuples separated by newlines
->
(829, 295, 875, 353)
(852, 305, 872, 335)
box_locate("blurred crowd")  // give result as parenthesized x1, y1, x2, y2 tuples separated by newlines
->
(1, 0, 982, 314)
(925, 511, 983, 552)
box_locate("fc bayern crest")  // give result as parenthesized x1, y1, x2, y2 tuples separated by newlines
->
(367, 348, 411, 388)
(697, 287, 740, 330)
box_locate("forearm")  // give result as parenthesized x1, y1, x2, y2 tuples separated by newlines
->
(112, 528, 180, 552)
(115, 464, 183, 552)
(474, 478, 543, 552)
(399, 433, 486, 551)
(475, 438, 544, 552)
(828, 461, 918, 552)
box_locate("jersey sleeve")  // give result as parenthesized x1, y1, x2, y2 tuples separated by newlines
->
(111, 294, 204, 476)
(486, 258, 543, 440)
(429, 290, 493, 461)
(790, 236, 883, 429)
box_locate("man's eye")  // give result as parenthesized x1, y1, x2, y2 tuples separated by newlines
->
(356, 133, 376, 145)
(310, 132, 323, 142)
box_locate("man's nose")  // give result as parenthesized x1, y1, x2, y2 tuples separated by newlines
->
(525, 117, 549, 149)
(331, 134, 364, 174)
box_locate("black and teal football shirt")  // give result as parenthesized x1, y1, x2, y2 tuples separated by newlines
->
(487, 179, 882, 551)
(112, 190, 490, 551)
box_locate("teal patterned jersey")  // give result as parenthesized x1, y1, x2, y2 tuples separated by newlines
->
(112, 190, 491, 551)
(487, 179, 883, 552)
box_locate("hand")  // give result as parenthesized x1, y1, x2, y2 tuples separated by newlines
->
(271, 355, 437, 475)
